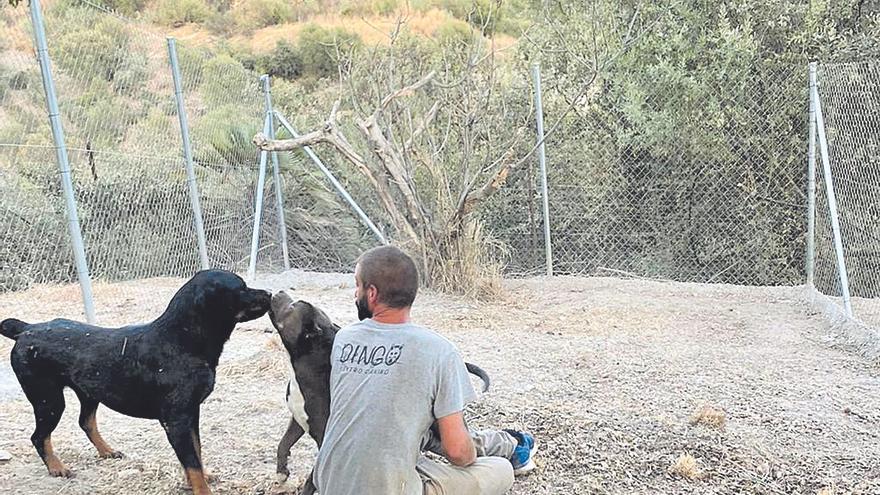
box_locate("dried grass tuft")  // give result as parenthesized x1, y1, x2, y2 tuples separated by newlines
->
(690, 404, 726, 429)
(423, 220, 506, 301)
(669, 453, 703, 480)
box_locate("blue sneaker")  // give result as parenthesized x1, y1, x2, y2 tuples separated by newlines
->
(505, 429, 537, 475)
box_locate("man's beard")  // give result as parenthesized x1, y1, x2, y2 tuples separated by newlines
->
(356, 294, 372, 320)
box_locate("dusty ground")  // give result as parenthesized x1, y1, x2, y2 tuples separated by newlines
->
(1, 272, 879, 494)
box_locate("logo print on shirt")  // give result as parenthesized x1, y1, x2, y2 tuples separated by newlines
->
(339, 343, 404, 368)
(385, 345, 403, 365)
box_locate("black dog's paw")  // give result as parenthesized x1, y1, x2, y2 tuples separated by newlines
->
(274, 470, 290, 484)
(99, 450, 124, 459)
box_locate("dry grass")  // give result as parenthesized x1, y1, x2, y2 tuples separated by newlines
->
(423, 220, 506, 300)
(239, 9, 504, 52)
(690, 404, 727, 429)
(2, 275, 880, 494)
(669, 453, 703, 480)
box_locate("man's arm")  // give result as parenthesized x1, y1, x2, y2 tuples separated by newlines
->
(436, 412, 476, 467)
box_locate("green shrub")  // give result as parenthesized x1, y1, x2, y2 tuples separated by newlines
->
(225, 43, 259, 71)
(434, 18, 474, 48)
(53, 16, 147, 94)
(341, 0, 400, 16)
(156, 0, 212, 27)
(174, 45, 207, 89)
(191, 104, 260, 167)
(297, 24, 362, 80)
(200, 53, 252, 107)
(234, 0, 295, 30)
(60, 87, 143, 148)
(205, 10, 237, 36)
(258, 40, 302, 81)
(97, 0, 146, 15)
(8, 70, 31, 91)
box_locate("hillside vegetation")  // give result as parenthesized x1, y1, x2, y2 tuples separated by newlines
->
(1, 0, 880, 294)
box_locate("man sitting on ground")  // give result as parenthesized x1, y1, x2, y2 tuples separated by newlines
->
(313, 246, 537, 495)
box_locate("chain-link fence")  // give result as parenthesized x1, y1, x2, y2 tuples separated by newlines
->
(812, 61, 880, 333)
(482, 57, 809, 284)
(3, 1, 880, 336)
(0, 0, 372, 324)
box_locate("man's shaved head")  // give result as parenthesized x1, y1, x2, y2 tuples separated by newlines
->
(355, 246, 419, 308)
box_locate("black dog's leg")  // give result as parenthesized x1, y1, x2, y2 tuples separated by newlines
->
(276, 416, 305, 482)
(162, 411, 211, 495)
(75, 392, 123, 459)
(190, 408, 216, 482)
(23, 379, 70, 477)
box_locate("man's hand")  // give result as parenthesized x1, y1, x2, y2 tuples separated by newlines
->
(436, 412, 476, 467)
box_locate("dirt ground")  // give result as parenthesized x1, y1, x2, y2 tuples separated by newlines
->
(1, 272, 879, 494)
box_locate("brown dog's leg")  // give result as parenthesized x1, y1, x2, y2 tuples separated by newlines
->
(77, 397, 123, 459)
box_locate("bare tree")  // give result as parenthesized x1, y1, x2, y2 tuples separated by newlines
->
(253, 4, 646, 295)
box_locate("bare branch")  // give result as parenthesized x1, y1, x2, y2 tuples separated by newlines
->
(252, 130, 328, 151)
(379, 71, 436, 112)
(405, 101, 440, 150)
(252, 106, 422, 246)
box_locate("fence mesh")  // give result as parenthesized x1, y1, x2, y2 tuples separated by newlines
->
(1, 4, 87, 317)
(814, 61, 880, 330)
(2, 1, 879, 336)
(493, 59, 810, 284)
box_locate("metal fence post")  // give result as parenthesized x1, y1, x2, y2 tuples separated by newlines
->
(812, 68, 854, 317)
(532, 64, 553, 276)
(248, 113, 272, 279)
(29, 0, 96, 323)
(274, 111, 388, 245)
(261, 75, 290, 271)
(167, 37, 210, 271)
(806, 62, 817, 287)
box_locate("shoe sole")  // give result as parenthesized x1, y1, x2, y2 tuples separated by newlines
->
(513, 441, 538, 476)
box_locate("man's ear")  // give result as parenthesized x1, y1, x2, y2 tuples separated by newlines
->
(367, 285, 379, 306)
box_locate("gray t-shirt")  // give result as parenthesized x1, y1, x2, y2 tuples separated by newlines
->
(313, 319, 478, 495)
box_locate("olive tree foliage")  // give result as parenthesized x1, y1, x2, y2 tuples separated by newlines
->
(506, 0, 880, 283)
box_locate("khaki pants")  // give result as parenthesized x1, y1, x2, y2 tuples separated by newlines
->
(417, 430, 517, 495)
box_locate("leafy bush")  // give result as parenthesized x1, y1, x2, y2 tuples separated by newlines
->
(205, 10, 238, 36)
(233, 0, 299, 30)
(297, 24, 362, 80)
(60, 87, 144, 148)
(200, 53, 253, 107)
(156, 0, 212, 27)
(96, 0, 146, 15)
(340, 0, 399, 16)
(434, 18, 474, 48)
(8, 70, 30, 91)
(191, 104, 260, 168)
(258, 40, 302, 81)
(53, 15, 147, 95)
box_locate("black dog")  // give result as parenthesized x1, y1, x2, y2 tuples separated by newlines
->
(267, 291, 490, 494)
(0, 269, 271, 495)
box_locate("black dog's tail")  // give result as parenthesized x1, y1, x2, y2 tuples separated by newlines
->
(0, 318, 29, 340)
(465, 362, 491, 393)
